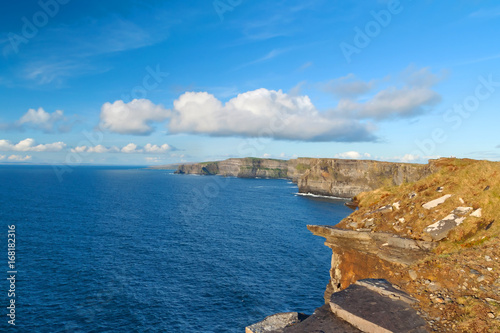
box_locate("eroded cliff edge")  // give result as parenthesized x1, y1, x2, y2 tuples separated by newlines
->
(170, 157, 435, 198)
(308, 158, 500, 332)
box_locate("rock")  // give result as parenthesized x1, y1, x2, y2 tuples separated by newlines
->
(348, 222, 359, 229)
(398, 217, 405, 223)
(422, 194, 453, 209)
(428, 282, 441, 292)
(459, 197, 465, 204)
(477, 275, 485, 282)
(436, 186, 444, 192)
(245, 312, 308, 333)
(470, 208, 482, 217)
(307, 225, 436, 298)
(452, 207, 473, 216)
(423, 214, 466, 241)
(433, 297, 445, 304)
(409, 270, 418, 281)
(392, 201, 401, 210)
(282, 304, 361, 333)
(485, 255, 492, 262)
(393, 225, 403, 232)
(484, 185, 490, 191)
(374, 205, 393, 214)
(329, 279, 427, 333)
(488, 312, 495, 319)
(363, 218, 375, 228)
(486, 297, 500, 304)
(408, 192, 417, 199)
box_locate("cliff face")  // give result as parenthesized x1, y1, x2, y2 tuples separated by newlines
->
(176, 158, 289, 178)
(308, 158, 500, 332)
(298, 159, 433, 198)
(307, 225, 436, 302)
(174, 158, 435, 198)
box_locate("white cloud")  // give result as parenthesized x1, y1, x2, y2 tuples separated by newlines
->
(121, 143, 140, 153)
(0, 108, 72, 133)
(391, 154, 440, 163)
(70, 145, 120, 154)
(100, 99, 170, 135)
(144, 143, 171, 153)
(168, 89, 375, 142)
(329, 66, 442, 120)
(322, 73, 375, 98)
(8, 155, 32, 161)
(17, 108, 67, 132)
(337, 86, 441, 120)
(71, 143, 172, 154)
(0, 138, 66, 152)
(0, 155, 4, 160)
(334, 151, 371, 159)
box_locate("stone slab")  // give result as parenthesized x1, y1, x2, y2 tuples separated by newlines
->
(422, 194, 452, 209)
(355, 279, 418, 305)
(330, 280, 428, 333)
(423, 214, 466, 241)
(282, 304, 362, 333)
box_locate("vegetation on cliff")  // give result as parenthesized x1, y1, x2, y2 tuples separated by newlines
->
(336, 158, 500, 332)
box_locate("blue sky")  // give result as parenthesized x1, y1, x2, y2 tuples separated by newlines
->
(1, 0, 499, 165)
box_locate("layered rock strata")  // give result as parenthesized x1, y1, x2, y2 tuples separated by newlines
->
(173, 158, 435, 199)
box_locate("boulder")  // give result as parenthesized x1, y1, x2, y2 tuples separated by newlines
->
(470, 208, 482, 217)
(423, 214, 466, 241)
(422, 194, 452, 209)
(245, 312, 308, 333)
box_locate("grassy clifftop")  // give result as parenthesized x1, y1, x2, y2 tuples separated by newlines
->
(337, 158, 500, 332)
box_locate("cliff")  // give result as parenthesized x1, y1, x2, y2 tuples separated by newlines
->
(297, 158, 433, 198)
(172, 157, 435, 199)
(308, 158, 500, 332)
(175, 157, 289, 179)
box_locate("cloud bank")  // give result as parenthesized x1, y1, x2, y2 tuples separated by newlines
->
(168, 89, 375, 142)
(0, 138, 66, 152)
(98, 66, 442, 142)
(71, 143, 172, 154)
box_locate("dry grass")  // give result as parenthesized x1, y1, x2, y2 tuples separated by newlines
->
(337, 158, 500, 332)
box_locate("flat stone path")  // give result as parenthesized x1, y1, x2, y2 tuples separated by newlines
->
(330, 279, 428, 333)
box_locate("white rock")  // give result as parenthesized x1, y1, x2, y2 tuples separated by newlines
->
(422, 194, 453, 210)
(459, 197, 465, 204)
(452, 207, 473, 216)
(470, 208, 482, 218)
(392, 202, 401, 210)
(424, 214, 466, 240)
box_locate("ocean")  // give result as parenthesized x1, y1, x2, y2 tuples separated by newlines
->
(0, 166, 352, 332)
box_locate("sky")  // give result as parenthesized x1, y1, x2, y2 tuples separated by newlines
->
(0, 0, 500, 166)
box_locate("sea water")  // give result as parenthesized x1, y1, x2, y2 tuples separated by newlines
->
(0, 166, 352, 332)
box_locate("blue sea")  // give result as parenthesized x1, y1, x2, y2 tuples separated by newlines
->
(0, 166, 351, 332)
